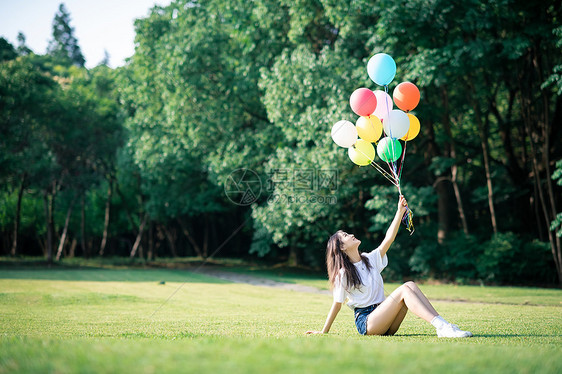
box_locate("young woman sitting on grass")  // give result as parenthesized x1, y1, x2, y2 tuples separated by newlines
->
(307, 196, 472, 338)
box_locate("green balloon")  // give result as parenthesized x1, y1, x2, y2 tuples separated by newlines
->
(377, 137, 402, 162)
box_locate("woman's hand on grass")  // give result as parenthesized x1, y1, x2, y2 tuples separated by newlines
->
(305, 330, 324, 335)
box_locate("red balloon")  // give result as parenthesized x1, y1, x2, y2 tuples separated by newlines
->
(350, 88, 377, 117)
(393, 82, 420, 112)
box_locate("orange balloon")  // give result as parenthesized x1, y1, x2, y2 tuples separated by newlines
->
(401, 114, 420, 141)
(393, 82, 420, 112)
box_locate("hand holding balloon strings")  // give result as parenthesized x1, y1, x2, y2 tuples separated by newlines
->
(351, 142, 414, 235)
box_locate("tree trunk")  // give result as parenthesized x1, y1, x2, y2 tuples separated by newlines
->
(162, 225, 178, 257)
(529, 149, 562, 283)
(424, 105, 453, 243)
(99, 180, 113, 256)
(147, 221, 154, 261)
(56, 197, 75, 261)
(480, 120, 498, 234)
(522, 111, 562, 283)
(434, 179, 452, 244)
(114, 181, 139, 234)
(539, 80, 562, 283)
(491, 90, 526, 183)
(468, 81, 498, 234)
(203, 214, 209, 258)
(451, 164, 469, 236)
(130, 213, 148, 258)
(43, 190, 53, 264)
(69, 238, 77, 258)
(80, 194, 88, 258)
(532, 182, 545, 241)
(288, 245, 299, 267)
(177, 217, 204, 258)
(440, 88, 469, 236)
(10, 175, 26, 256)
(518, 49, 562, 284)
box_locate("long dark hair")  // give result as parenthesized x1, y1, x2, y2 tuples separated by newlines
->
(326, 230, 371, 290)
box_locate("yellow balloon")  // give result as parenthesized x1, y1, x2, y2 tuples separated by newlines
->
(348, 139, 375, 166)
(401, 114, 420, 141)
(356, 115, 383, 142)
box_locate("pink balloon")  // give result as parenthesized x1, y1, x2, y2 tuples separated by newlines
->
(372, 90, 393, 120)
(349, 88, 377, 117)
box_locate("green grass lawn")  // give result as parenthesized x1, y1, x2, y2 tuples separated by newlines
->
(0, 265, 561, 373)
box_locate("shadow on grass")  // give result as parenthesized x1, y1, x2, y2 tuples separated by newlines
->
(476, 334, 562, 338)
(393, 333, 434, 337)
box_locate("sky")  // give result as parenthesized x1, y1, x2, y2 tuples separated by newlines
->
(0, 0, 171, 68)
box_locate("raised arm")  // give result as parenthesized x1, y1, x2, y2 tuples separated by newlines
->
(306, 301, 342, 334)
(378, 195, 408, 258)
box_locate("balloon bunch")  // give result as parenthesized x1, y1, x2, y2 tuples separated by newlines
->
(331, 53, 420, 234)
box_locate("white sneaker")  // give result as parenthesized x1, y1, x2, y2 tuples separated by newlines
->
(451, 324, 473, 337)
(437, 323, 471, 338)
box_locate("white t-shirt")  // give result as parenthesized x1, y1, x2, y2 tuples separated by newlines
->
(333, 248, 388, 309)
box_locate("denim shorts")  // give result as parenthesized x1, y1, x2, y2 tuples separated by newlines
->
(354, 303, 380, 335)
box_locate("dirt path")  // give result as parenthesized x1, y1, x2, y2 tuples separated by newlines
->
(196, 269, 330, 295)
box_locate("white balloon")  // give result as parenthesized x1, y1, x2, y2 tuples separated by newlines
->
(373, 90, 393, 120)
(331, 120, 358, 148)
(382, 110, 410, 139)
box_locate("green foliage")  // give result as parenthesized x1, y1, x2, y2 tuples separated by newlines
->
(478, 233, 554, 284)
(409, 230, 555, 285)
(0, 38, 17, 62)
(0, 57, 59, 188)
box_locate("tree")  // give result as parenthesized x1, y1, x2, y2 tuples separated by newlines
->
(16, 32, 32, 56)
(370, 0, 561, 282)
(0, 38, 17, 62)
(118, 0, 292, 258)
(47, 3, 85, 67)
(0, 57, 60, 258)
(99, 50, 110, 67)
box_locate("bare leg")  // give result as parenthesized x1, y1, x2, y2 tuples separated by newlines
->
(383, 305, 408, 336)
(366, 283, 437, 335)
(384, 282, 434, 335)
(404, 281, 439, 317)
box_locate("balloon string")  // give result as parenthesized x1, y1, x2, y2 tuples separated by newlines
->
(352, 145, 399, 187)
(370, 161, 399, 187)
(362, 86, 412, 232)
(354, 142, 413, 233)
(370, 86, 413, 233)
(397, 139, 407, 181)
(382, 86, 400, 187)
(383, 157, 402, 196)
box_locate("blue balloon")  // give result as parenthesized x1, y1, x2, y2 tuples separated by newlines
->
(367, 53, 396, 86)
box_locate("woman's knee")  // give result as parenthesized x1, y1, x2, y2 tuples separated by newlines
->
(395, 283, 415, 299)
(404, 281, 418, 290)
